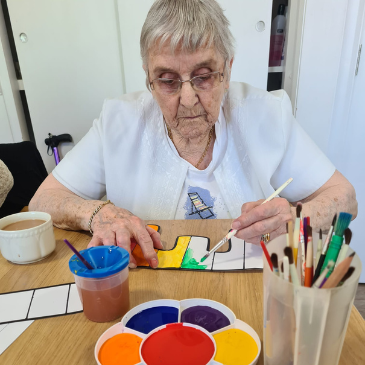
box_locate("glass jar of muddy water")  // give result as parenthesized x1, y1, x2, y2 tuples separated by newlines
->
(69, 246, 130, 323)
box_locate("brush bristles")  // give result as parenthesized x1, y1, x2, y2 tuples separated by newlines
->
(271, 253, 278, 269)
(335, 212, 352, 237)
(341, 267, 355, 283)
(284, 246, 294, 265)
(332, 213, 337, 228)
(201, 254, 209, 262)
(281, 262, 284, 272)
(307, 225, 312, 237)
(319, 228, 322, 240)
(286, 222, 288, 233)
(344, 228, 352, 245)
(296, 204, 302, 218)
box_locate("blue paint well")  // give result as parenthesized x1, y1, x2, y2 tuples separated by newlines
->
(125, 306, 179, 334)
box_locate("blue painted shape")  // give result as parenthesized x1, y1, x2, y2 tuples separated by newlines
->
(125, 306, 179, 334)
(184, 186, 217, 219)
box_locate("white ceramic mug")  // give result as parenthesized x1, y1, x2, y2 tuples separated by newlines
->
(0, 212, 56, 264)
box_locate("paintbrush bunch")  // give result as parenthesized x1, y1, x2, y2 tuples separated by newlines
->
(264, 209, 356, 289)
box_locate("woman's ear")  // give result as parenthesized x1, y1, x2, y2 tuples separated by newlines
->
(225, 57, 234, 90)
(143, 64, 152, 92)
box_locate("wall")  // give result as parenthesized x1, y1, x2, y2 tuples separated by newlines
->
(328, 0, 365, 282)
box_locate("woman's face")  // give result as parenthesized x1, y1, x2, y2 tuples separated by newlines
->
(146, 44, 232, 139)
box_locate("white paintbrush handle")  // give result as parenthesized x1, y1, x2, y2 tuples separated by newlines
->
(313, 261, 335, 288)
(315, 239, 322, 268)
(205, 178, 293, 260)
(207, 229, 237, 255)
(322, 225, 334, 254)
(289, 263, 300, 286)
(283, 256, 290, 282)
(336, 244, 349, 266)
(262, 177, 293, 204)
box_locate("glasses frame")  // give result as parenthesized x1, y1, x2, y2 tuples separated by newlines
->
(149, 61, 227, 95)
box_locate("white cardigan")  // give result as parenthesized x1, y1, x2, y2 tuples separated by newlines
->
(53, 82, 335, 220)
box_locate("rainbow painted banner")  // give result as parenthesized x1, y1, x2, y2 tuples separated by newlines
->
(134, 226, 263, 271)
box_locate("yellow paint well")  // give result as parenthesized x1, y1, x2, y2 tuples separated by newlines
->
(157, 236, 191, 268)
(213, 329, 258, 365)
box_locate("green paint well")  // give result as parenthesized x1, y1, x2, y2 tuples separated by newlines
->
(181, 248, 207, 270)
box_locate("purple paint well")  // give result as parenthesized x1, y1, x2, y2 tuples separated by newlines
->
(180, 305, 230, 333)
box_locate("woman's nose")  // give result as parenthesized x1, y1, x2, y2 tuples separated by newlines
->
(179, 81, 199, 109)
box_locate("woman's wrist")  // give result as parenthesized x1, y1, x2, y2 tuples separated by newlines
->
(88, 200, 114, 234)
(75, 199, 106, 232)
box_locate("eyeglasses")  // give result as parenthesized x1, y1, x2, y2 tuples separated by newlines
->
(149, 63, 226, 95)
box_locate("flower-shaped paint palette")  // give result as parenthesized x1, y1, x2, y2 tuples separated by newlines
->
(95, 299, 261, 365)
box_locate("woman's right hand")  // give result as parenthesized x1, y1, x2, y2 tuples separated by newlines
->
(88, 204, 163, 269)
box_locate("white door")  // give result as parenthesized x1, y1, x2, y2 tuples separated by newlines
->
(286, 0, 349, 151)
(117, 0, 273, 93)
(7, 0, 126, 171)
(338, 22, 365, 282)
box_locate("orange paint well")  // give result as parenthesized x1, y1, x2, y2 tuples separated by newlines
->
(98, 333, 142, 365)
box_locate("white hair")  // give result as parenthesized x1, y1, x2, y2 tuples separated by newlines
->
(140, 0, 235, 70)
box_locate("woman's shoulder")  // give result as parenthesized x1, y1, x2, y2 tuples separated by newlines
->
(227, 81, 287, 104)
(101, 90, 155, 115)
(96, 90, 161, 133)
(224, 82, 295, 149)
(225, 82, 293, 123)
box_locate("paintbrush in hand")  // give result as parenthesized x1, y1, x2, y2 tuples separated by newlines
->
(200, 177, 293, 262)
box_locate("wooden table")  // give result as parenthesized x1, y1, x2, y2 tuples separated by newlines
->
(0, 219, 364, 365)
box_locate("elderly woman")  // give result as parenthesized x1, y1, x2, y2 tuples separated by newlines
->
(30, 0, 357, 269)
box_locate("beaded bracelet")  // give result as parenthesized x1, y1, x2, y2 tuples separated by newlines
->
(88, 200, 114, 235)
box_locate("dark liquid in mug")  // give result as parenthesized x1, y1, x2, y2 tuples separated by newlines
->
(1, 219, 46, 231)
(79, 278, 130, 323)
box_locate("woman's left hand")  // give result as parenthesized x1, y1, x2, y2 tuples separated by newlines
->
(231, 198, 293, 245)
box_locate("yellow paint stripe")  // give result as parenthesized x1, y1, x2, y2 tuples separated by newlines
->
(157, 236, 191, 268)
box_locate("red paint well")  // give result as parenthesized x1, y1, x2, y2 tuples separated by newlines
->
(141, 323, 215, 365)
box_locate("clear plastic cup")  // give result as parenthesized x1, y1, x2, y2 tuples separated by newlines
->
(69, 245, 130, 323)
(263, 233, 362, 365)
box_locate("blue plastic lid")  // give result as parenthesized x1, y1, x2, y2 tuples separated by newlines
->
(68, 246, 129, 278)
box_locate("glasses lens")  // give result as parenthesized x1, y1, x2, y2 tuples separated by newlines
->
(154, 79, 181, 94)
(192, 72, 221, 91)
